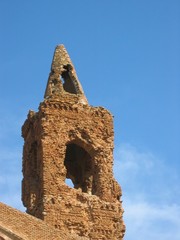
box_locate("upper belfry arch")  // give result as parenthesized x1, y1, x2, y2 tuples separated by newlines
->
(44, 45, 88, 104)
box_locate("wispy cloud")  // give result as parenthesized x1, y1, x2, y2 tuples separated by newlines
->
(124, 200, 180, 240)
(114, 143, 180, 240)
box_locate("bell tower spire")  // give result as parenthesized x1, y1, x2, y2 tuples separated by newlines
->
(22, 45, 125, 240)
(44, 45, 88, 104)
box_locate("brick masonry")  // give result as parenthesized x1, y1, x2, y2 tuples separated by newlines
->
(21, 45, 125, 239)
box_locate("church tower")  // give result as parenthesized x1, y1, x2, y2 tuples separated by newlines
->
(22, 45, 125, 239)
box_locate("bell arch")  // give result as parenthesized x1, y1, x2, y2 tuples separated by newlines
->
(64, 142, 95, 194)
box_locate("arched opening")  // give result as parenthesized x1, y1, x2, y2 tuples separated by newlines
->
(64, 143, 93, 194)
(61, 64, 77, 94)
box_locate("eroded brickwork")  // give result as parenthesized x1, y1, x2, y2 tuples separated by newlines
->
(22, 45, 125, 239)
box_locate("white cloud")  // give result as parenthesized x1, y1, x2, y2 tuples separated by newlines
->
(114, 143, 155, 178)
(114, 143, 180, 202)
(123, 200, 180, 240)
(114, 143, 180, 240)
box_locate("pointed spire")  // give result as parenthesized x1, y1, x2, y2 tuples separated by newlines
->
(44, 45, 88, 104)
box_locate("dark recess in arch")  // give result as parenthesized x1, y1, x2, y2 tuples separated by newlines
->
(64, 143, 94, 194)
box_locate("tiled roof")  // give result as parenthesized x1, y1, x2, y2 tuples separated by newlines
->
(0, 202, 86, 240)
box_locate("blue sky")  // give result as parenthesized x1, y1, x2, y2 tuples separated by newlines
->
(0, 1, 180, 239)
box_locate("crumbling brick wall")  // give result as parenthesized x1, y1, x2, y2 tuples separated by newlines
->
(22, 45, 125, 240)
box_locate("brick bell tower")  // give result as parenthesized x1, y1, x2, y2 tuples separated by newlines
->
(22, 45, 125, 239)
